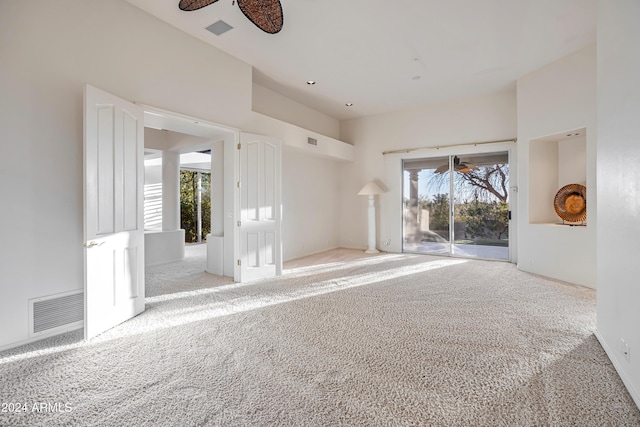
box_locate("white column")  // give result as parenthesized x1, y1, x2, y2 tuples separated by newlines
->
(366, 195, 379, 254)
(162, 150, 180, 231)
(207, 139, 227, 276)
(211, 141, 225, 236)
(407, 169, 420, 242)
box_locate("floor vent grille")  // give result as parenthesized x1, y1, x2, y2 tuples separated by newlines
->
(29, 291, 84, 337)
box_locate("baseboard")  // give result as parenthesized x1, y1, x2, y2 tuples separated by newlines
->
(0, 325, 83, 354)
(284, 246, 342, 262)
(340, 245, 403, 254)
(333, 245, 368, 252)
(595, 330, 640, 410)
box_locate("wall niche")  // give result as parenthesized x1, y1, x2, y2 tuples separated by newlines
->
(529, 128, 587, 224)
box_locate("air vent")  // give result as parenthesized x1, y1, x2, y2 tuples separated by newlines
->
(29, 291, 84, 337)
(307, 137, 318, 146)
(205, 20, 233, 36)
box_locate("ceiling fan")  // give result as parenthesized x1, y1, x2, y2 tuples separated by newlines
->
(178, 0, 283, 34)
(435, 156, 479, 174)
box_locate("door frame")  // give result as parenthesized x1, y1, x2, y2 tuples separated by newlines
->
(139, 107, 285, 282)
(83, 94, 281, 336)
(140, 104, 241, 280)
(382, 141, 517, 262)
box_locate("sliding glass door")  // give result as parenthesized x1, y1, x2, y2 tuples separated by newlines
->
(402, 152, 509, 260)
(403, 156, 451, 255)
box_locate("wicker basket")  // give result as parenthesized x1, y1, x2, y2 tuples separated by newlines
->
(554, 184, 586, 223)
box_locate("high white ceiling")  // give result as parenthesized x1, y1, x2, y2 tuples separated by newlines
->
(126, 0, 596, 121)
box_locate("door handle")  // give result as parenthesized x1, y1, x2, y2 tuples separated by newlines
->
(84, 241, 103, 248)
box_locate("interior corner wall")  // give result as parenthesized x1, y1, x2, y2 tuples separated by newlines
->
(252, 83, 341, 140)
(516, 45, 597, 288)
(0, 0, 253, 350)
(337, 91, 517, 253)
(281, 147, 341, 261)
(596, 0, 640, 408)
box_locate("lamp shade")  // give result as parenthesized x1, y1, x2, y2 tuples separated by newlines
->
(358, 181, 385, 196)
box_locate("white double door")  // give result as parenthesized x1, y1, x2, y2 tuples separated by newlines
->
(237, 133, 282, 282)
(83, 85, 145, 340)
(84, 87, 282, 339)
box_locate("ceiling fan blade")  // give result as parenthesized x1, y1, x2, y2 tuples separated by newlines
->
(179, 0, 219, 11)
(434, 164, 449, 174)
(237, 0, 283, 34)
(460, 162, 479, 171)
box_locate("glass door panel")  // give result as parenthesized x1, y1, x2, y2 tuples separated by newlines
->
(402, 152, 509, 260)
(452, 152, 509, 260)
(403, 157, 450, 255)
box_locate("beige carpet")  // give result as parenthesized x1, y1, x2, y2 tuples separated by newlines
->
(1, 248, 639, 426)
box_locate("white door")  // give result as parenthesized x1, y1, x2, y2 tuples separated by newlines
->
(84, 85, 145, 339)
(237, 133, 282, 281)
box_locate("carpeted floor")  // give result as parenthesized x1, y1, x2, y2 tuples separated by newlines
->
(1, 247, 639, 426)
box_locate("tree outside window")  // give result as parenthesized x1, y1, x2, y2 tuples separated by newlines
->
(180, 170, 211, 243)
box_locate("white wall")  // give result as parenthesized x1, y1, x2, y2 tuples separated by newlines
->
(281, 147, 341, 261)
(0, 0, 345, 350)
(144, 230, 185, 266)
(558, 136, 587, 187)
(252, 83, 340, 140)
(338, 91, 517, 253)
(516, 45, 597, 288)
(596, 0, 640, 408)
(144, 165, 163, 187)
(245, 112, 354, 163)
(0, 0, 252, 349)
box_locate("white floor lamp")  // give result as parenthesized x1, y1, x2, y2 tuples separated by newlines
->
(358, 181, 385, 254)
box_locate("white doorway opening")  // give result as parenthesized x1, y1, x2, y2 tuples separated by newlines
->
(141, 105, 237, 279)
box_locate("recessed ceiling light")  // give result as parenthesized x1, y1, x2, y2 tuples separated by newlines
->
(306, 80, 316, 85)
(412, 75, 421, 80)
(345, 103, 353, 107)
